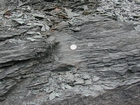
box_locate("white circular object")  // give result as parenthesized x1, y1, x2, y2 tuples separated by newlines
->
(70, 44, 77, 50)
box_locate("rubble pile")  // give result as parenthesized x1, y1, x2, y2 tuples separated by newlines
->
(97, 0, 140, 24)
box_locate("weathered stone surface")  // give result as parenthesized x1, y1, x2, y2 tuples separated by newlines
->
(0, 17, 140, 105)
(49, 16, 140, 103)
(0, 15, 140, 105)
(0, 0, 140, 104)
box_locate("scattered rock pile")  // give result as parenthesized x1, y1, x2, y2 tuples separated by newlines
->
(97, 0, 140, 24)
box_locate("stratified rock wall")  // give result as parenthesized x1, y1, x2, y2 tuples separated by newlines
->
(0, 0, 140, 105)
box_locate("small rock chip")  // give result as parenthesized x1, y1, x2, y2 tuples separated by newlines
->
(74, 78, 84, 85)
(134, 25, 140, 32)
(82, 74, 90, 80)
(65, 84, 72, 89)
(27, 37, 36, 42)
(49, 91, 59, 100)
(44, 0, 56, 2)
(88, 42, 93, 47)
(32, 13, 46, 19)
(85, 79, 92, 85)
(82, 11, 91, 15)
(72, 27, 81, 32)
(92, 76, 100, 82)
(65, 72, 74, 81)
(62, 84, 72, 89)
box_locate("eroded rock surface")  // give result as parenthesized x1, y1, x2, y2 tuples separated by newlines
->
(0, 0, 140, 105)
(0, 15, 140, 105)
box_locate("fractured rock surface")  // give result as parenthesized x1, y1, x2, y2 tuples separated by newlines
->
(0, 0, 140, 105)
(1, 15, 140, 105)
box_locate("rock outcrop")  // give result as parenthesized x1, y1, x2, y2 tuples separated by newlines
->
(0, 0, 140, 105)
(0, 16, 140, 105)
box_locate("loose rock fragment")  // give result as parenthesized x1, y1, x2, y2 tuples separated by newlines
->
(62, 83, 72, 89)
(82, 74, 90, 80)
(49, 91, 60, 100)
(92, 76, 100, 82)
(134, 25, 140, 32)
(32, 13, 46, 19)
(85, 79, 92, 85)
(72, 27, 81, 32)
(12, 18, 25, 24)
(74, 78, 84, 85)
(65, 8, 80, 18)
(27, 37, 36, 42)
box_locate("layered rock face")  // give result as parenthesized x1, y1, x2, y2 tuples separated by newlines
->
(0, 0, 140, 105)
(0, 16, 140, 105)
(0, 27, 58, 101)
